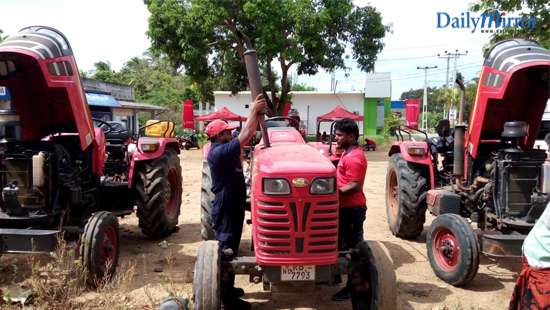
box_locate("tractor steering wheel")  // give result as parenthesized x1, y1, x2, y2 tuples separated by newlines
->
(265, 116, 300, 128)
(93, 118, 114, 135)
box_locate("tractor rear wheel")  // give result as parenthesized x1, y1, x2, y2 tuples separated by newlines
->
(386, 153, 428, 239)
(193, 240, 221, 310)
(135, 149, 182, 239)
(350, 240, 397, 310)
(426, 213, 480, 286)
(80, 211, 120, 286)
(200, 161, 215, 240)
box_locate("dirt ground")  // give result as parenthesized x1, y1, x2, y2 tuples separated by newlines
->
(0, 149, 520, 309)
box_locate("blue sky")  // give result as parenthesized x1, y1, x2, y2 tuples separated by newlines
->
(1, 0, 496, 99)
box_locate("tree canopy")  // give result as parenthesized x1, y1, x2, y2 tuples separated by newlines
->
(0, 29, 6, 42)
(144, 0, 387, 114)
(471, 0, 549, 49)
(87, 54, 194, 110)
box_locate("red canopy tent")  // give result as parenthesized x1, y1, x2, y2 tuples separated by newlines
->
(316, 105, 363, 141)
(317, 105, 363, 122)
(195, 106, 247, 122)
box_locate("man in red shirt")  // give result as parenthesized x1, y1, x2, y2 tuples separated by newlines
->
(332, 118, 368, 301)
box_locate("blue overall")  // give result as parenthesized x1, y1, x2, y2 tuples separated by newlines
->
(207, 138, 246, 257)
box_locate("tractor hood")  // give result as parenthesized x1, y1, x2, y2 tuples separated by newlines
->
(253, 143, 336, 176)
(467, 39, 550, 158)
(0, 26, 95, 150)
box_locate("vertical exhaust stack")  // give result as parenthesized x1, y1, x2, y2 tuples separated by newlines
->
(453, 77, 467, 183)
(239, 33, 270, 148)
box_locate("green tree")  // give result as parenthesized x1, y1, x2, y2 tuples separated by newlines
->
(90, 61, 125, 84)
(471, 0, 549, 48)
(144, 0, 387, 114)
(291, 82, 317, 91)
(0, 29, 6, 42)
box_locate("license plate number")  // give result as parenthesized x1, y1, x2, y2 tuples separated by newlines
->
(281, 265, 315, 281)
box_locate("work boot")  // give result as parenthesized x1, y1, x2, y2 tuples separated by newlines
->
(332, 286, 351, 301)
(231, 287, 245, 298)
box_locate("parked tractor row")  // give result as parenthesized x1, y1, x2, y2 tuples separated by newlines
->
(1, 26, 549, 310)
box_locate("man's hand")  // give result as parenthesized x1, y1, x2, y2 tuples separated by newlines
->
(238, 94, 267, 147)
(251, 94, 267, 115)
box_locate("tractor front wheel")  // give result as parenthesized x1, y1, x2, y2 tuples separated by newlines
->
(350, 240, 397, 310)
(386, 153, 428, 239)
(193, 240, 221, 310)
(80, 211, 120, 286)
(135, 149, 182, 239)
(200, 161, 215, 240)
(426, 213, 480, 286)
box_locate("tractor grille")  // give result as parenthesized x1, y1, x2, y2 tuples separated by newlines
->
(256, 199, 338, 257)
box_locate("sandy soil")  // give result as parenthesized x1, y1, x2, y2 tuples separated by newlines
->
(0, 149, 520, 309)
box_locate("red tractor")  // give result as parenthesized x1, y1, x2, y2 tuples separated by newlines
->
(0, 26, 182, 282)
(385, 39, 550, 285)
(194, 36, 396, 310)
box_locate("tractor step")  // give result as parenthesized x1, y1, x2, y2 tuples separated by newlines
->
(480, 232, 525, 258)
(0, 228, 59, 254)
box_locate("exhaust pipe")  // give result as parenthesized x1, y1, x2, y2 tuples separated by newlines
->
(240, 33, 270, 148)
(453, 77, 467, 183)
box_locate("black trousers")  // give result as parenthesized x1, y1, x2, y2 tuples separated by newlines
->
(338, 206, 367, 250)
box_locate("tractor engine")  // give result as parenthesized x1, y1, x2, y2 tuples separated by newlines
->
(475, 122, 549, 232)
(0, 140, 95, 227)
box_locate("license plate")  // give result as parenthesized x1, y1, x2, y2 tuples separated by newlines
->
(281, 265, 315, 281)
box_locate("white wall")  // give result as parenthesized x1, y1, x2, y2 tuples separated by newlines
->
(214, 91, 365, 135)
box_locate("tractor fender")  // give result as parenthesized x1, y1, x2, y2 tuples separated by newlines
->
(128, 137, 180, 187)
(388, 141, 436, 189)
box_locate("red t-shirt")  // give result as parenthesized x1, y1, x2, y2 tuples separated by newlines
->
(337, 146, 367, 208)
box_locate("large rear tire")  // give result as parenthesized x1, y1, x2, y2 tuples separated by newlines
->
(350, 240, 397, 310)
(200, 161, 215, 240)
(135, 149, 182, 239)
(80, 211, 120, 286)
(193, 240, 221, 310)
(426, 213, 480, 286)
(386, 153, 428, 239)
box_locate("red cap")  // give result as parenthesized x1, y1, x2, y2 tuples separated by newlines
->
(205, 119, 238, 138)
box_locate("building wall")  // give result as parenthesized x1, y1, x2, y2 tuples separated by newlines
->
(112, 108, 138, 135)
(214, 91, 365, 135)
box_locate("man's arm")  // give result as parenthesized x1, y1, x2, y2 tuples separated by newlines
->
(339, 182, 360, 196)
(238, 94, 267, 147)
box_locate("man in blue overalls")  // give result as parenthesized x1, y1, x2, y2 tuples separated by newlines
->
(204, 95, 266, 309)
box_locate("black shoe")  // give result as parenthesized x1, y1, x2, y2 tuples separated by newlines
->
(332, 286, 351, 301)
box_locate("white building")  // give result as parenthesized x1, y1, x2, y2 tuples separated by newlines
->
(213, 91, 365, 135)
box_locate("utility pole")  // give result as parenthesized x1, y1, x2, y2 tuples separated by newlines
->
(417, 65, 438, 132)
(438, 50, 468, 119)
(437, 50, 468, 88)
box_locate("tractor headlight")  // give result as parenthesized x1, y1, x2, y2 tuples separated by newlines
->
(263, 178, 291, 195)
(310, 177, 336, 195)
(140, 142, 159, 152)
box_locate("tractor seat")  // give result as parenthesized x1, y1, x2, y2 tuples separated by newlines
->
(104, 121, 129, 142)
(429, 119, 454, 153)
